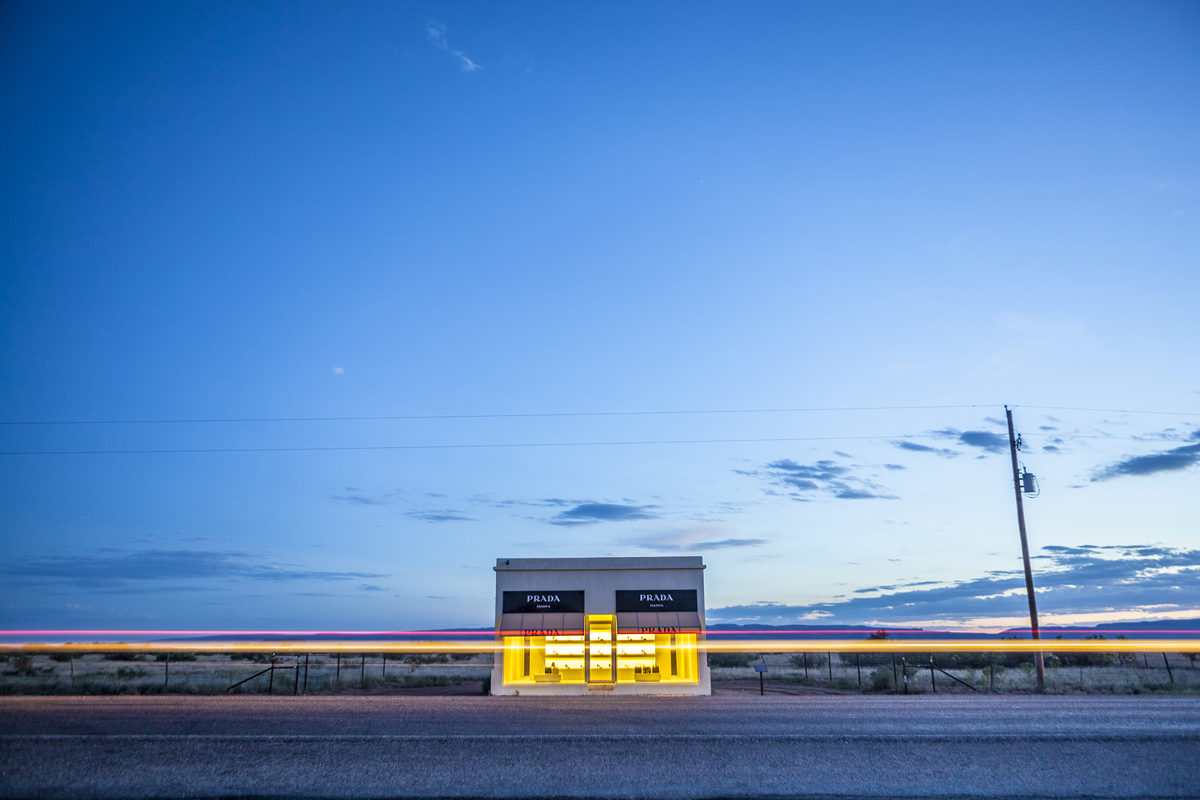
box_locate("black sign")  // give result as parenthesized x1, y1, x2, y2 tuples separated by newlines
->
(616, 589, 698, 612)
(502, 590, 584, 613)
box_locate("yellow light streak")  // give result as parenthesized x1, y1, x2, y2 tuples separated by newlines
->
(1, 638, 1197, 654)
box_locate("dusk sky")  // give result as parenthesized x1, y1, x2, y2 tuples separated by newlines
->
(2, 1, 1198, 634)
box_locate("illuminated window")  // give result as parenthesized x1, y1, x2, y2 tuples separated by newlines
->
(502, 618, 698, 685)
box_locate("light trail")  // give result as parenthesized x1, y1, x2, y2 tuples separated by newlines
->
(3, 639, 1197, 654)
(4, 628, 1196, 637)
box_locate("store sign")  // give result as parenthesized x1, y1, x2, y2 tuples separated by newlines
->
(502, 590, 585, 613)
(616, 589, 698, 612)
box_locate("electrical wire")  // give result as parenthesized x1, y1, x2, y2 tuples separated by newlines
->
(2, 403, 1195, 427)
(0, 432, 1175, 456)
(0, 404, 991, 426)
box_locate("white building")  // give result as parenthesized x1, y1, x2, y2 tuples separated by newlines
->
(490, 556, 711, 695)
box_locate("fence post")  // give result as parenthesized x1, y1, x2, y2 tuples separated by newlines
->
(929, 656, 936, 692)
(902, 657, 908, 694)
(336, 653, 341, 683)
(827, 652, 832, 682)
(803, 652, 808, 679)
(891, 652, 897, 690)
(1163, 653, 1174, 684)
(303, 653, 309, 693)
(269, 656, 275, 694)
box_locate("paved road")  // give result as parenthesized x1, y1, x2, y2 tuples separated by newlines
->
(2, 695, 1197, 798)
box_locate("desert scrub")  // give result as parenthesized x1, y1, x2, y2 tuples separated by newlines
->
(869, 668, 894, 692)
(787, 653, 828, 669)
(708, 653, 755, 668)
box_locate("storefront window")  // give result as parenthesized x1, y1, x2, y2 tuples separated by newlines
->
(502, 618, 698, 685)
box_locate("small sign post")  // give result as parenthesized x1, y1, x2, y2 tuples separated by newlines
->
(754, 664, 768, 695)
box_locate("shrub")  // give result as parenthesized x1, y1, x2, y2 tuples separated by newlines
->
(1052, 635, 1115, 667)
(708, 653, 755, 668)
(403, 653, 450, 664)
(7, 656, 36, 676)
(870, 668, 894, 692)
(788, 653, 827, 669)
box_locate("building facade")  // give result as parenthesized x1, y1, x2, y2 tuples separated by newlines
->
(491, 556, 711, 695)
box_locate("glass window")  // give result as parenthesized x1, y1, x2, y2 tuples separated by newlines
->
(502, 616, 699, 686)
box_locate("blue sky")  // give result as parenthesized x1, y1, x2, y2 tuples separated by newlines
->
(1, 1, 1198, 632)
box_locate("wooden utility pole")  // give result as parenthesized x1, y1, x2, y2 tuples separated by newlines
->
(1005, 405, 1045, 689)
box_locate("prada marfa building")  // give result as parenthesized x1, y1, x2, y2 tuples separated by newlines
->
(491, 556, 711, 695)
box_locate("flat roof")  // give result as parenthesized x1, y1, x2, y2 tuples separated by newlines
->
(494, 556, 704, 571)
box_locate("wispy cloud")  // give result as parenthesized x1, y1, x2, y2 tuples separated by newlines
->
(426, 21, 481, 72)
(4, 549, 388, 589)
(745, 458, 897, 500)
(624, 525, 768, 553)
(549, 502, 659, 526)
(329, 493, 391, 505)
(929, 428, 1008, 454)
(890, 440, 958, 457)
(1091, 430, 1200, 481)
(406, 510, 475, 522)
(706, 544, 1200, 626)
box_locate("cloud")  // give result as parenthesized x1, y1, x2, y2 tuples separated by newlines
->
(406, 510, 475, 522)
(358, 584, 386, 592)
(1042, 445, 1062, 453)
(637, 537, 768, 553)
(624, 524, 768, 553)
(705, 544, 1200, 626)
(331, 367, 344, 375)
(329, 492, 392, 505)
(930, 428, 1008, 454)
(549, 502, 658, 526)
(4, 549, 388, 589)
(883, 464, 906, 471)
(890, 440, 958, 457)
(1091, 432, 1200, 481)
(426, 21, 481, 72)
(748, 458, 897, 500)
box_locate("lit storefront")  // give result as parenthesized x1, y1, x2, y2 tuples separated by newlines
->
(491, 556, 710, 695)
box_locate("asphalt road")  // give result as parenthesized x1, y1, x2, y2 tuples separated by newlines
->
(2, 694, 1197, 798)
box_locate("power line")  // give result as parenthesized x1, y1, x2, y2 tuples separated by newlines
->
(1, 403, 1196, 427)
(0, 405, 991, 426)
(0, 434, 931, 455)
(0, 432, 1170, 456)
